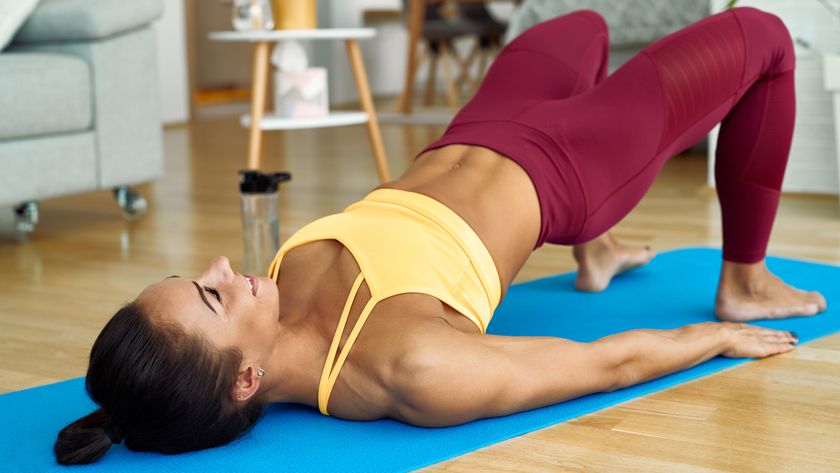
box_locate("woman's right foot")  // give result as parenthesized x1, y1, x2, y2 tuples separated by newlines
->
(715, 260, 827, 322)
(573, 233, 655, 292)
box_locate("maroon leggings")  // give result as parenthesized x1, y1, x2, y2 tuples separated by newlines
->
(422, 7, 796, 263)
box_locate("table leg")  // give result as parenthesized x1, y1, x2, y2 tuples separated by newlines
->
(247, 41, 271, 170)
(399, 0, 425, 114)
(346, 39, 391, 183)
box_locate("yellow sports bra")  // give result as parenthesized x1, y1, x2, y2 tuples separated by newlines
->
(267, 188, 501, 415)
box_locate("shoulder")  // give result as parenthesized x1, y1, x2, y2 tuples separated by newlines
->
(383, 323, 489, 426)
(324, 314, 454, 422)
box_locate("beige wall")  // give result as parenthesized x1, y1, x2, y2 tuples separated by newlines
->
(193, 0, 253, 89)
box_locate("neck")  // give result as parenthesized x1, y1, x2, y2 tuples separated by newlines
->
(258, 247, 349, 407)
(258, 318, 329, 407)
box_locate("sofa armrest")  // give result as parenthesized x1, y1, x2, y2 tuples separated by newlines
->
(14, 0, 162, 44)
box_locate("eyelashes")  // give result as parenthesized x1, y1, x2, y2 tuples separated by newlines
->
(204, 287, 222, 302)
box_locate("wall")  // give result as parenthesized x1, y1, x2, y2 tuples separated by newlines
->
(192, 0, 253, 92)
(151, 0, 190, 124)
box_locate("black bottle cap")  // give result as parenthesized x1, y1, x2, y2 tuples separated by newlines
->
(239, 170, 292, 193)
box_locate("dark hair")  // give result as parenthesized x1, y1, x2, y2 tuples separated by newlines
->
(54, 302, 265, 465)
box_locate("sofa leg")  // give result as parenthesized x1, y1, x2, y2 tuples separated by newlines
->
(113, 186, 148, 221)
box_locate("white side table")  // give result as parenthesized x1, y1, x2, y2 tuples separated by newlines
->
(209, 29, 391, 182)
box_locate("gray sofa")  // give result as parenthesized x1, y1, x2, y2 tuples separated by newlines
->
(0, 0, 164, 234)
(505, 0, 709, 72)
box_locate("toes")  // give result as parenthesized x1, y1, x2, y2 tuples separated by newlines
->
(809, 291, 828, 312)
(767, 302, 821, 318)
(622, 246, 655, 269)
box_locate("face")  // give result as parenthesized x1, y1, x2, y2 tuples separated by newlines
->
(137, 257, 281, 363)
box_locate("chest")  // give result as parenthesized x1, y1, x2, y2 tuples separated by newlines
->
(320, 291, 478, 420)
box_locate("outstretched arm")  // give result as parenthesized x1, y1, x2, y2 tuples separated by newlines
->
(389, 322, 797, 427)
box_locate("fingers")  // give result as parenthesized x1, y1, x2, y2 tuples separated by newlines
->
(770, 341, 796, 355)
(750, 327, 800, 357)
(749, 325, 799, 343)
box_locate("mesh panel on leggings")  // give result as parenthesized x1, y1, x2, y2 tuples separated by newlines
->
(647, 13, 746, 154)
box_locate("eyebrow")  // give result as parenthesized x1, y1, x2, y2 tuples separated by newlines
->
(165, 275, 217, 315)
(191, 281, 219, 315)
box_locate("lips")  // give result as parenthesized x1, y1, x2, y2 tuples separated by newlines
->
(244, 273, 258, 296)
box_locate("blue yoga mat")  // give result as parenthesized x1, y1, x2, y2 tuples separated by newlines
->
(2, 248, 838, 472)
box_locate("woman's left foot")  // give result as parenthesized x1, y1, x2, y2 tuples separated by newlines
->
(573, 234, 655, 292)
(715, 260, 827, 322)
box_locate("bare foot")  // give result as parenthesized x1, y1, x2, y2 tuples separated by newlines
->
(715, 260, 827, 322)
(572, 233, 655, 292)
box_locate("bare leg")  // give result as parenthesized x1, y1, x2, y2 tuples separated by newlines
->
(715, 260, 827, 322)
(572, 233, 655, 292)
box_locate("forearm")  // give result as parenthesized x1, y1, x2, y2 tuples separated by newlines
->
(597, 322, 730, 390)
(395, 321, 791, 426)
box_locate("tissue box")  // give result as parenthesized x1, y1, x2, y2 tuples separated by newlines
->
(273, 68, 328, 118)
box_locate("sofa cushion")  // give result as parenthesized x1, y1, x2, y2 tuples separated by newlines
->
(0, 131, 97, 206)
(13, 0, 162, 44)
(0, 52, 92, 140)
(0, 0, 39, 50)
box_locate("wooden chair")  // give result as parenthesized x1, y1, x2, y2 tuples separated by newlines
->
(403, 1, 479, 110)
(456, 2, 508, 96)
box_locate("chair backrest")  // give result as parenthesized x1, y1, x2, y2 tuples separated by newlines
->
(399, 0, 448, 21)
(457, 2, 494, 21)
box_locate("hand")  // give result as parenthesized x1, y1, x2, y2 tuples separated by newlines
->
(720, 322, 798, 358)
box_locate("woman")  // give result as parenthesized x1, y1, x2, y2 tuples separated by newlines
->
(56, 7, 826, 465)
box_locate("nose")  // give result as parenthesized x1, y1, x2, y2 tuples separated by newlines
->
(199, 256, 234, 283)
(211, 256, 232, 272)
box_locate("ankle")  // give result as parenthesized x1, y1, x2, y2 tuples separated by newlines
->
(719, 259, 768, 296)
(575, 234, 616, 256)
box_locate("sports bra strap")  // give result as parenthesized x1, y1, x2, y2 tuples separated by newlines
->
(317, 272, 378, 415)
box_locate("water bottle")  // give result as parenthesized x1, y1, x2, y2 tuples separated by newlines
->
(239, 170, 291, 275)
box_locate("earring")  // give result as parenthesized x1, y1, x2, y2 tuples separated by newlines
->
(238, 395, 244, 400)
(257, 368, 266, 377)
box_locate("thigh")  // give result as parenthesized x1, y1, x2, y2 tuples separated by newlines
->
(520, 9, 784, 243)
(451, 10, 610, 125)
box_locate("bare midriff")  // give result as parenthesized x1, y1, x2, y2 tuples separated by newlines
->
(379, 144, 541, 288)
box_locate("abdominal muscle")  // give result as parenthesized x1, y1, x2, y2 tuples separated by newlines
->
(379, 144, 542, 291)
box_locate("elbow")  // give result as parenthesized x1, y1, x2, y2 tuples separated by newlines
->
(605, 363, 636, 392)
(598, 342, 639, 392)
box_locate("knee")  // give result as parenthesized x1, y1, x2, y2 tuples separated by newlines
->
(574, 9, 608, 35)
(732, 7, 790, 38)
(730, 7, 795, 73)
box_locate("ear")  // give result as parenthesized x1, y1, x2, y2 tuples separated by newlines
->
(231, 365, 261, 402)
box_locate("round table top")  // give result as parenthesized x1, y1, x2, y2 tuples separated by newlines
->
(209, 28, 376, 42)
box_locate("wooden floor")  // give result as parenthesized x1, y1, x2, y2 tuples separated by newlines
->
(1, 114, 839, 472)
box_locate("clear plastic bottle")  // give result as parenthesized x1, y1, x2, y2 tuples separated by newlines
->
(239, 170, 291, 275)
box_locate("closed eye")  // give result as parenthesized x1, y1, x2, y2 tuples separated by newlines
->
(204, 286, 222, 303)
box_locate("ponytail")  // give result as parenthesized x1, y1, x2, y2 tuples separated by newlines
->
(54, 408, 122, 465)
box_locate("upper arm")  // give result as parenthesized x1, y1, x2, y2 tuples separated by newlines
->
(388, 326, 626, 427)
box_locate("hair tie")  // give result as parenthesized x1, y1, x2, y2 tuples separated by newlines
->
(103, 420, 123, 444)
